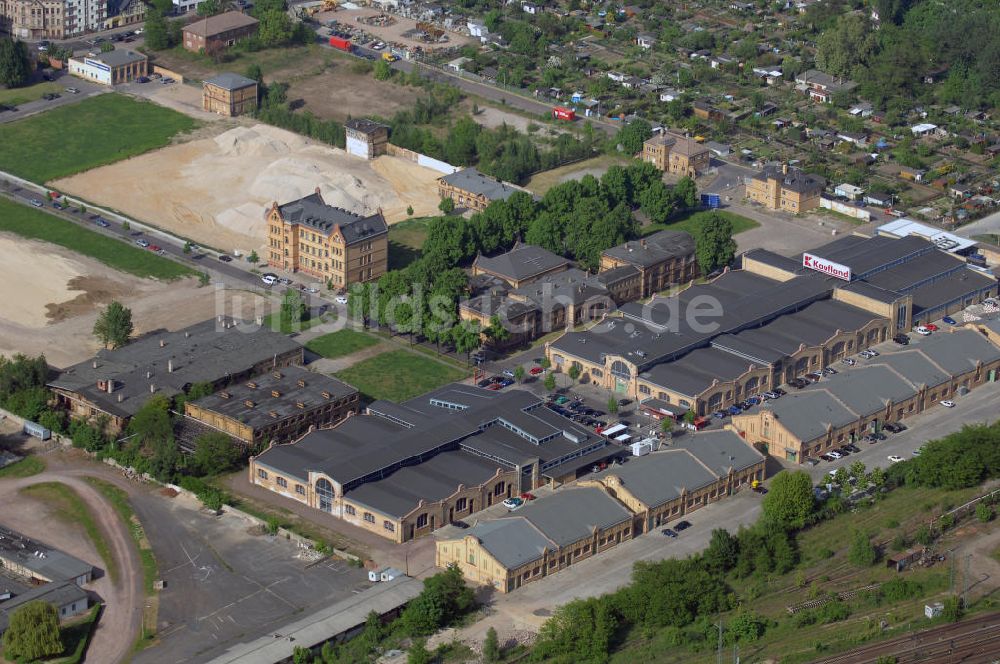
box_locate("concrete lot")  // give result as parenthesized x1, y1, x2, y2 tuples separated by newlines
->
(131, 491, 370, 664)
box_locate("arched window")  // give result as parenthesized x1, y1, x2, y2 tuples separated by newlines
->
(316, 478, 334, 513)
(416, 514, 428, 528)
(707, 393, 723, 411)
(745, 376, 760, 395)
(831, 341, 845, 358)
(795, 357, 809, 375)
(610, 360, 631, 381)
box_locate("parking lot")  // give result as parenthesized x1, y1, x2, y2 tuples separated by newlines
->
(131, 492, 370, 664)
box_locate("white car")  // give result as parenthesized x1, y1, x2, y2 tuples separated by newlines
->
(887, 455, 904, 463)
(842, 358, 856, 366)
(912, 447, 923, 456)
(261, 274, 277, 286)
(914, 326, 932, 335)
(827, 450, 843, 460)
(940, 400, 955, 408)
(335, 295, 349, 305)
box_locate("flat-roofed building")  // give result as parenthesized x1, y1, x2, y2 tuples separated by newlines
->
(202, 72, 258, 117)
(184, 366, 359, 448)
(266, 189, 388, 287)
(0, 526, 92, 586)
(600, 230, 697, 297)
(344, 118, 389, 160)
(49, 318, 303, 434)
(67, 49, 147, 85)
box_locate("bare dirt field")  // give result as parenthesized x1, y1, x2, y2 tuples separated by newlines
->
(321, 7, 474, 52)
(285, 58, 414, 123)
(51, 124, 443, 257)
(0, 237, 267, 368)
(525, 154, 630, 194)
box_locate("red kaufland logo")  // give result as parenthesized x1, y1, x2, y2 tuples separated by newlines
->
(802, 253, 852, 281)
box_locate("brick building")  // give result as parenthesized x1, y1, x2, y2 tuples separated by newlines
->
(344, 118, 389, 160)
(266, 189, 388, 287)
(182, 10, 258, 53)
(745, 163, 825, 213)
(202, 72, 258, 117)
(599, 230, 698, 297)
(437, 167, 525, 212)
(641, 130, 711, 176)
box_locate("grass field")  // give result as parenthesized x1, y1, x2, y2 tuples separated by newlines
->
(525, 154, 630, 195)
(19, 482, 117, 582)
(0, 455, 44, 479)
(388, 217, 433, 269)
(335, 348, 468, 401)
(262, 310, 334, 335)
(0, 93, 197, 182)
(0, 80, 65, 107)
(642, 209, 759, 238)
(0, 198, 196, 280)
(306, 329, 380, 359)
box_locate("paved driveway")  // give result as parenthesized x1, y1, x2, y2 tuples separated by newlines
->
(0, 73, 106, 124)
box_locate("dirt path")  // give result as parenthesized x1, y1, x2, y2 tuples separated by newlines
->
(0, 469, 143, 664)
(307, 339, 394, 373)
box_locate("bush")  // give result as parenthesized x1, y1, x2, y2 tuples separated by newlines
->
(880, 577, 922, 603)
(977, 502, 994, 523)
(849, 531, 878, 567)
(815, 600, 850, 624)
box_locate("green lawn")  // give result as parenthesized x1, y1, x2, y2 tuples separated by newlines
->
(642, 209, 759, 238)
(335, 349, 469, 401)
(0, 93, 197, 182)
(306, 329, 380, 359)
(0, 455, 44, 479)
(262, 310, 334, 335)
(387, 217, 433, 269)
(0, 198, 196, 280)
(0, 80, 65, 107)
(19, 482, 117, 582)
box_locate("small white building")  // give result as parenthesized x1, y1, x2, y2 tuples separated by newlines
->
(467, 20, 488, 39)
(636, 33, 656, 49)
(659, 88, 681, 102)
(380, 567, 404, 582)
(834, 183, 864, 200)
(911, 123, 938, 137)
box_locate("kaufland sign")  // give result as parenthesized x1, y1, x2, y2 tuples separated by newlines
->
(802, 252, 852, 281)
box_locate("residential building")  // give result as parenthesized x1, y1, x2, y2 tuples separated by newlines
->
(345, 118, 389, 160)
(437, 167, 526, 212)
(249, 384, 621, 542)
(641, 130, 711, 176)
(733, 329, 1000, 462)
(265, 189, 388, 287)
(104, 0, 144, 28)
(436, 430, 764, 592)
(67, 50, 147, 85)
(795, 69, 858, 103)
(0, 0, 67, 38)
(746, 163, 825, 213)
(600, 230, 698, 298)
(49, 318, 303, 434)
(471, 242, 569, 289)
(184, 366, 359, 449)
(182, 10, 258, 53)
(202, 72, 258, 117)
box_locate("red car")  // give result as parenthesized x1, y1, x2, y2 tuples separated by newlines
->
(148, 244, 161, 252)
(486, 383, 502, 391)
(926, 323, 939, 331)
(520, 492, 536, 501)
(529, 366, 544, 375)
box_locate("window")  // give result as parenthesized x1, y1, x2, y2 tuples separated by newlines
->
(276, 477, 287, 488)
(455, 497, 467, 512)
(383, 521, 395, 532)
(344, 504, 356, 516)
(257, 469, 268, 480)
(364, 512, 375, 523)
(416, 514, 428, 528)
(639, 385, 651, 395)
(494, 482, 505, 496)
(468, 553, 475, 566)
(295, 484, 305, 495)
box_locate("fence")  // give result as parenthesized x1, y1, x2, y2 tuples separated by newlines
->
(385, 143, 457, 174)
(151, 65, 185, 84)
(820, 196, 872, 222)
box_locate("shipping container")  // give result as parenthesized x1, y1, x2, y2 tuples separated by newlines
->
(552, 106, 576, 121)
(328, 36, 352, 52)
(23, 420, 51, 441)
(701, 193, 721, 209)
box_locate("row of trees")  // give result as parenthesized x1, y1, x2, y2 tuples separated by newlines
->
(146, 0, 311, 53)
(888, 421, 1000, 490)
(0, 37, 32, 88)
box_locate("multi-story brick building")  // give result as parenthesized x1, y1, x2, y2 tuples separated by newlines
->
(184, 365, 359, 449)
(599, 230, 697, 298)
(344, 118, 389, 160)
(266, 189, 388, 287)
(437, 167, 526, 212)
(745, 163, 825, 213)
(641, 130, 711, 177)
(182, 10, 258, 53)
(1, 0, 106, 38)
(202, 72, 258, 116)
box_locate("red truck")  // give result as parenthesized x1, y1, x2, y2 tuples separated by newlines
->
(552, 106, 576, 121)
(329, 36, 352, 52)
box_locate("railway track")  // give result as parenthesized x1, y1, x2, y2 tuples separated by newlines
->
(813, 612, 1000, 663)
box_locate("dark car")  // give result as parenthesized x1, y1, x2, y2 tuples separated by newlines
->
(673, 520, 692, 531)
(772, 388, 786, 396)
(727, 405, 742, 416)
(136, 75, 150, 83)
(618, 399, 632, 407)
(712, 410, 727, 419)
(844, 443, 861, 453)
(452, 520, 469, 529)
(820, 453, 835, 461)
(661, 529, 678, 538)
(894, 334, 910, 345)
(218, 254, 233, 262)
(476, 378, 492, 388)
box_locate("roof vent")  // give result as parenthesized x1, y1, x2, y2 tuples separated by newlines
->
(321, 391, 331, 399)
(272, 371, 283, 379)
(268, 410, 279, 419)
(271, 390, 281, 398)
(159, 339, 166, 348)
(297, 379, 307, 388)
(219, 391, 230, 399)
(296, 401, 306, 409)
(247, 381, 258, 389)
(244, 399, 256, 409)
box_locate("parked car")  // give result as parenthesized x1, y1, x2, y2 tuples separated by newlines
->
(673, 520, 691, 531)
(914, 326, 932, 336)
(452, 520, 469, 529)
(842, 357, 857, 366)
(827, 450, 843, 460)
(147, 244, 161, 253)
(942, 316, 957, 325)
(894, 334, 910, 345)
(844, 443, 861, 453)
(95, 218, 110, 227)
(501, 369, 515, 378)
(805, 457, 820, 466)
(134, 238, 150, 248)
(822, 367, 837, 376)
(887, 455, 904, 463)
(136, 76, 150, 83)
(661, 528, 678, 538)
(335, 294, 348, 304)
(912, 447, 923, 456)
(261, 274, 277, 286)
(476, 378, 492, 388)
(820, 453, 835, 462)
(804, 372, 823, 383)
(29, 198, 43, 207)
(519, 492, 536, 501)
(925, 323, 939, 332)
(712, 410, 727, 419)
(502, 497, 523, 510)
(530, 366, 544, 375)
(727, 405, 742, 416)
(867, 349, 880, 357)
(940, 400, 955, 408)
(276, 277, 291, 285)
(886, 422, 907, 433)
(218, 254, 233, 262)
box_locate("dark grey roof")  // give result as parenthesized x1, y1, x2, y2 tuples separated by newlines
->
(49, 319, 302, 419)
(807, 235, 933, 279)
(863, 249, 966, 293)
(594, 449, 715, 507)
(90, 49, 146, 67)
(473, 243, 569, 283)
(753, 165, 825, 194)
(754, 391, 856, 443)
(190, 366, 356, 431)
(0, 582, 88, 633)
(602, 230, 695, 268)
(461, 519, 554, 569)
(276, 193, 388, 244)
(641, 347, 763, 397)
(204, 72, 257, 91)
(837, 281, 901, 304)
(807, 365, 917, 417)
(673, 429, 765, 477)
(908, 270, 996, 317)
(460, 293, 539, 319)
(345, 118, 387, 134)
(440, 167, 522, 203)
(513, 268, 609, 307)
(742, 248, 802, 274)
(0, 527, 92, 583)
(907, 328, 1000, 375)
(498, 486, 632, 547)
(595, 264, 640, 285)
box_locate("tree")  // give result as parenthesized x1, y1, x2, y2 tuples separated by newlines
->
(439, 196, 455, 214)
(943, 595, 963, 622)
(639, 180, 674, 224)
(257, 9, 294, 47)
(704, 528, 738, 572)
(483, 626, 500, 663)
(0, 37, 31, 88)
(407, 639, 433, 664)
(568, 363, 581, 383)
(514, 366, 525, 384)
(2, 601, 63, 661)
(615, 119, 652, 154)
(544, 371, 556, 392)
(197, 0, 221, 15)
(373, 59, 393, 81)
(483, 315, 510, 348)
(191, 432, 241, 476)
(144, 8, 170, 50)
(450, 321, 481, 362)
(607, 396, 619, 414)
(848, 530, 877, 567)
(695, 212, 737, 273)
(93, 300, 134, 349)
(728, 610, 767, 643)
(100, 41, 115, 52)
(762, 471, 815, 530)
(815, 13, 877, 79)
(280, 288, 307, 327)
(407, 205, 414, 216)
(976, 501, 994, 523)
(246, 250, 259, 264)
(673, 176, 698, 210)
(183, 241, 192, 254)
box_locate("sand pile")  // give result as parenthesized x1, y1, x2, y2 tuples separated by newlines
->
(0, 236, 88, 328)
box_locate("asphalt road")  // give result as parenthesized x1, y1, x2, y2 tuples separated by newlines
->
(0, 71, 106, 124)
